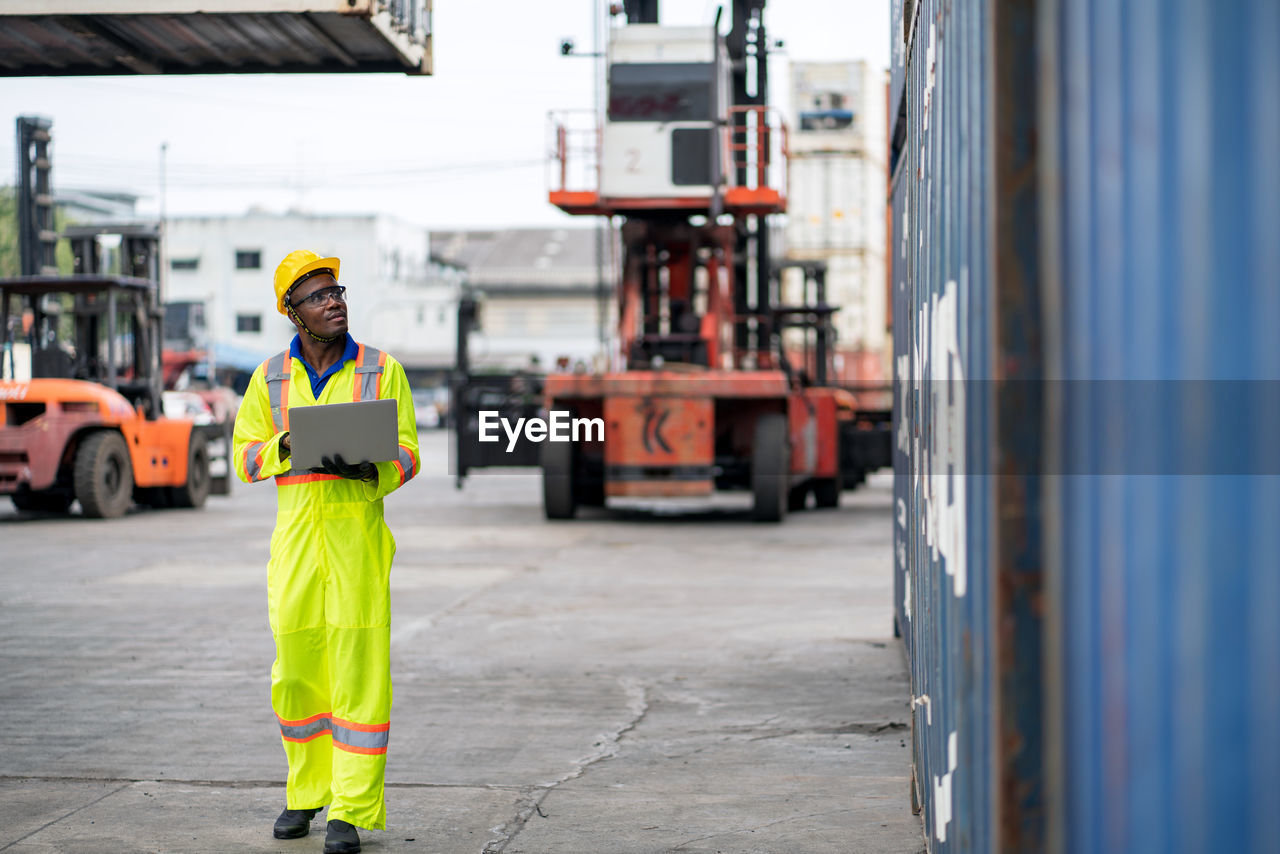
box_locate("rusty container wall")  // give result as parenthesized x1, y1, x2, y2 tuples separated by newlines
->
(1041, 1, 1280, 852)
(895, 0, 1280, 852)
(892, 0, 999, 850)
(889, 135, 908, 652)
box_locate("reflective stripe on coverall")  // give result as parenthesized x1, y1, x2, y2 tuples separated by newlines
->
(232, 342, 419, 830)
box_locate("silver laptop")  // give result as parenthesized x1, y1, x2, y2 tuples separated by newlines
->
(289, 399, 399, 471)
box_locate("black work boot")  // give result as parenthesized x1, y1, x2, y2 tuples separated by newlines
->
(273, 806, 320, 839)
(324, 819, 361, 853)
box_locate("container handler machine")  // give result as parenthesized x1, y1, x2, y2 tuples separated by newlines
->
(538, 0, 890, 520)
(0, 223, 227, 517)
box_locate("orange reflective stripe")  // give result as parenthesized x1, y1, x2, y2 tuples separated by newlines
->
(264, 351, 292, 433)
(394, 444, 418, 486)
(275, 472, 343, 486)
(278, 711, 330, 727)
(243, 441, 268, 482)
(352, 344, 385, 402)
(352, 344, 365, 402)
(375, 349, 387, 400)
(333, 742, 388, 756)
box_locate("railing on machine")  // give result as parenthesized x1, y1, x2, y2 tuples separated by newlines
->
(548, 105, 788, 214)
(548, 109, 603, 213)
(724, 105, 789, 196)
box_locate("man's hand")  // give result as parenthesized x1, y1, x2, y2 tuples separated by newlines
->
(310, 454, 377, 482)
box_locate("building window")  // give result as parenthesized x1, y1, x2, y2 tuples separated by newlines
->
(170, 257, 199, 271)
(236, 313, 262, 333)
(235, 250, 262, 270)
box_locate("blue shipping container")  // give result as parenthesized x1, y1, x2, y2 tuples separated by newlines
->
(891, 0, 1280, 852)
(1042, 1, 1280, 852)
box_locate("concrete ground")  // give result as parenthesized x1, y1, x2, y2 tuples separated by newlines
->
(0, 430, 924, 854)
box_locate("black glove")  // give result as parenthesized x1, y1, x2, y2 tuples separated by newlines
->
(311, 453, 377, 482)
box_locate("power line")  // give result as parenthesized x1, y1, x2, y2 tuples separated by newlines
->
(0, 156, 546, 191)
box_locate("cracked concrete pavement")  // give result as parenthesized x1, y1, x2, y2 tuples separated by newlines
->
(0, 431, 924, 853)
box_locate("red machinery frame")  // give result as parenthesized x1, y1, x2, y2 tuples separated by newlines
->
(542, 102, 854, 520)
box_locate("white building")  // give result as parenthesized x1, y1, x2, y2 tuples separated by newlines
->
(56, 188, 140, 224)
(783, 60, 888, 381)
(430, 228, 616, 372)
(164, 211, 458, 371)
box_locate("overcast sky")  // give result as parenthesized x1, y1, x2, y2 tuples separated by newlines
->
(0, 1, 889, 230)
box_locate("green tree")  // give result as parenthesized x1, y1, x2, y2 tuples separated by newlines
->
(0, 185, 76, 277)
(0, 186, 18, 277)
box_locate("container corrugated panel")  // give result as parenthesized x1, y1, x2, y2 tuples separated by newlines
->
(786, 155, 878, 252)
(1042, 1, 1280, 852)
(893, 0, 996, 849)
(825, 252, 887, 353)
(890, 147, 909, 652)
(895, 0, 1280, 852)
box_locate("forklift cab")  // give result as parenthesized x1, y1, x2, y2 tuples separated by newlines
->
(3, 224, 166, 419)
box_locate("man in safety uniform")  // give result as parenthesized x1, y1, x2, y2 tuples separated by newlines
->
(233, 250, 419, 854)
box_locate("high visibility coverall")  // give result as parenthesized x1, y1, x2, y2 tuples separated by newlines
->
(232, 340, 419, 830)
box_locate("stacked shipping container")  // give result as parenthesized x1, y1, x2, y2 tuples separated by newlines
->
(891, 0, 1280, 852)
(784, 61, 888, 381)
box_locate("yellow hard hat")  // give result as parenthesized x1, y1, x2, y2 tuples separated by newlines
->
(273, 249, 341, 316)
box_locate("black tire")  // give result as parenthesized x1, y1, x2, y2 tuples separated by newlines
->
(788, 484, 809, 512)
(813, 475, 841, 508)
(74, 431, 134, 519)
(542, 437, 576, 520)
(11, 487, 73, 514)
(578, 456, 606, 508)
(172, 429, 210, 509)
(751, 413, 789, 522)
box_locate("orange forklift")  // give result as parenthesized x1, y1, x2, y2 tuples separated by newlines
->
(538, 0, 890, 521)
(0, 224, 219, 517)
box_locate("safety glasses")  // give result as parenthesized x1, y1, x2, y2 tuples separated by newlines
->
(290, 285, 347, 309)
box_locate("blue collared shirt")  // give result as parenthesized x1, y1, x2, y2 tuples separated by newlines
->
(290, 332, 359, 398)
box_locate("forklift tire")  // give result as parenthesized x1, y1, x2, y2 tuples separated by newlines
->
(751, 413, 789, 523)
(788, 484, 809, 512)
(11, 487, 73, 514)
(74, 431, 134, 519)
(813, 475, 841, 509)
(578, 453, 606, 508)
(542, 438, 577, 520)
(172, 430, 211, 509)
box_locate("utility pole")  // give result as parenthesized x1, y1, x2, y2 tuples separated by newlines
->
(159, 142, 168, 306)
(594, 0, 607, 363)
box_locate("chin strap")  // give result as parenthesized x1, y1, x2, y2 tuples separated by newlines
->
(284, 287, 338, 344)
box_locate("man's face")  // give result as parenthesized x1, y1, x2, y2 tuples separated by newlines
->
(289, 272, 348, 338)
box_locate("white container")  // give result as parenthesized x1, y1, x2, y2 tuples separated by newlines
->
(824, 251, 887, 354)
(788, 61, 885, 157)
(785, 155, 884, 252)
